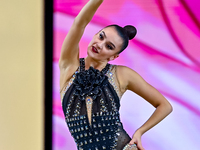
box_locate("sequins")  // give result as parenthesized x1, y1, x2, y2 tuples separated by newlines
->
(123, 143, 138, 150)
(100, 98, 108, 113)
(61, 70, 79, 102)
(106, 65, 122, 99)
(86, 96, 93, 125)
(65, 91, 76, 119)
(105, 88, 118, 112)
(73, 100, 81, 117)
(66, 112, 120, 149)
(86, 97, 92, 105)
(63, 59, 123, 150)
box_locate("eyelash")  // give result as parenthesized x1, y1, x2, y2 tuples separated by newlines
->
(99, 33, 104, 39)
(99, 32, 113, 50)
(107, 45, 113, 50)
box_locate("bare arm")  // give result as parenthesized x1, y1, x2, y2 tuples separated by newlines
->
(59, 0, 104, 69)
(59, 0, 104, 92)
(117, 66, 173, 149)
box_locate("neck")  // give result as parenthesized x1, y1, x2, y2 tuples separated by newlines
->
(85, 56, 108, 71)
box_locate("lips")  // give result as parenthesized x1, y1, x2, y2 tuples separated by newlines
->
(92, 46, 98, 53)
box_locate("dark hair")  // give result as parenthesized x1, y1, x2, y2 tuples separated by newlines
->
(105, 24, 137, 54)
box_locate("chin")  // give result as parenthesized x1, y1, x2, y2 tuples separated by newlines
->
(87, 53, 101, 61)
(87, 48, 96, 57)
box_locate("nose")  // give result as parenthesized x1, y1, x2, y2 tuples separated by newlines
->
(97, 42, 103, 49)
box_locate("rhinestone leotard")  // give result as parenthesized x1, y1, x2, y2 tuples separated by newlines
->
(62, 58, 131, 150)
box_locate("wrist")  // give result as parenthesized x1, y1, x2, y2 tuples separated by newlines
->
(134, 128, 143, 137)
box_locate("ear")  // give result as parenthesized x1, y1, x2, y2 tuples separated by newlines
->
(108, 54, 119, 61)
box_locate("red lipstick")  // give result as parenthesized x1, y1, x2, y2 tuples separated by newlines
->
(92, 46, 98, 53)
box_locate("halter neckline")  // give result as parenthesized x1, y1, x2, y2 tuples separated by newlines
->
(80, 58, 110, 74)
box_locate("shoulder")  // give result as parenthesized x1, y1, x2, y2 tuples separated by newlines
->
(116, 65, 149, 94)
(115, 65, 139, 78)
(113, 65, 142, 91)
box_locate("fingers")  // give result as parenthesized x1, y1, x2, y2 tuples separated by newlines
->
(129, 139, 145, 150)
(137, 143, 145, 150)
(129, 139, 135, 145)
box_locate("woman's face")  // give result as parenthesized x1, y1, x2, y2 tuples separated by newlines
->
(87, 26, 123, 62)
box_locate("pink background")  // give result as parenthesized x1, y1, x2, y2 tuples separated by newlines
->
(53, 0, 200, 149)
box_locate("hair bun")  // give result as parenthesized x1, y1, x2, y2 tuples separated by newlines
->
(123, 25, 137, 40)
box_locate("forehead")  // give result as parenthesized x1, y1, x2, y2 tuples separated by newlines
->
(101, 27, 123, 48)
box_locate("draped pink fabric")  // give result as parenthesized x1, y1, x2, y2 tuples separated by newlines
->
(53, 0, 200, 149)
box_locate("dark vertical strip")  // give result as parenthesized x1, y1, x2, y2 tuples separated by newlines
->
(44, 0, 53, 149)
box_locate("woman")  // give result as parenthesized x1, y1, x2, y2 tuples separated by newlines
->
(59, 0, 173, 150)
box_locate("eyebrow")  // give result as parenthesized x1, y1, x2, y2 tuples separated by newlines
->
(102, 31, 116, 49)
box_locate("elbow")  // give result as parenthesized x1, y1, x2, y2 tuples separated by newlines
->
(157, 101, 173, 115)
(58, 59, 66, 69)
(58, 59, 62, 68)
(165, 102, 173, 115)
(168, 103, 173, 114)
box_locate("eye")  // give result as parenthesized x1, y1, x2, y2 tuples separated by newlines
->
(99, 33, 104, 40)
(107, 44, 113, 50)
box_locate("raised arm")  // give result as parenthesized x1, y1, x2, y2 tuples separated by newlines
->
(59, 0, 104, 69)
(117, 66, 173, 150)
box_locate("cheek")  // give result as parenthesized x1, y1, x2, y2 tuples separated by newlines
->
(101, 49, 115, 57)
(90, 38, 99, 47)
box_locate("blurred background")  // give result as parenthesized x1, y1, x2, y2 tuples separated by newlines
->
(0, 0, 43, 150)
(53, 0, 200, 150)
(1, 0, 199, 150)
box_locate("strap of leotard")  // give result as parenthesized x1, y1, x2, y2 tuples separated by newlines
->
(79, 58, 85, 72)
(79, 58, 110, 74)
(101, 63, 110, 74)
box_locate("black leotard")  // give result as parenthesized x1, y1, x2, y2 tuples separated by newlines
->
(62, 58, 131, 150)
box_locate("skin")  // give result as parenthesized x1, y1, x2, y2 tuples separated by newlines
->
(59, 0, 173, 150)
(85, 27, 122, 68)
